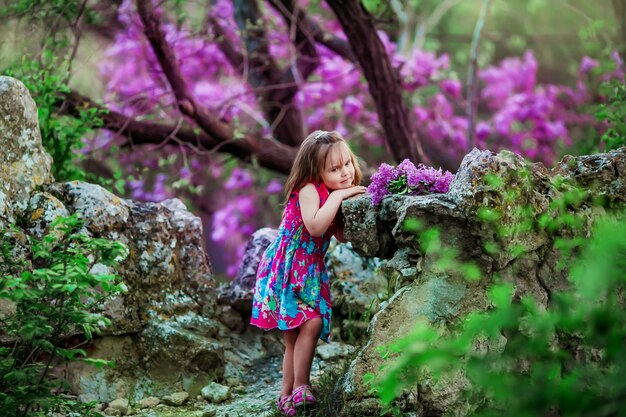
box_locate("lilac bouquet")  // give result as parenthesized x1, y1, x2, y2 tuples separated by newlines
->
(367, 159, 454, 205)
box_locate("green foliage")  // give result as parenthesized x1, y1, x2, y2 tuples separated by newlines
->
(1, 1, 127, 193)
(0, 0, 99, 34)
(597, 80, 626, 151)
(376, 214, 626, 416)
(367, 170, 626, 416)
(3, 54, 104, 183)
(362, 0, 384, 14)
(0, 215, 128, 416)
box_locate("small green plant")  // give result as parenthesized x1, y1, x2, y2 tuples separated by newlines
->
(1, 0, 126, 194)
(0, 214, 128, 416)
(597, 80, 626, 151)
(3, 55, 104, 183)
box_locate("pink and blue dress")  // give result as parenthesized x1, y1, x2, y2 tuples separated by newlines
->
(250, 181, 335, 342)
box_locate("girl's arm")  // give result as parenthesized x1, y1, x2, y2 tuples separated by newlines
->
(299, 183, 365, 237)
(299, 183, 343, 237)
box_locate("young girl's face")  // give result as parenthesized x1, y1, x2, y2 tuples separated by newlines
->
(320, 143, 356, 191)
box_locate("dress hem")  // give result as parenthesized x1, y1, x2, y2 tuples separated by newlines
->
(250, 320, 330, 343)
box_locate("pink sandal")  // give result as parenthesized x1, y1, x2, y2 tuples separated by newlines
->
(292, 384, 316, 407)
(277, 394, 296, 416)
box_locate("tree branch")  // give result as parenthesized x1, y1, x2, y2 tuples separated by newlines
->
(62, 91, 296, 174)
(467, 0, 492, 151)
(326, 0, 428, 166)
(269, 0, 356, 65)
(311, 23, 356, 63)
(233, 0, 305, 145)
(136, 0, 233, 143)
(268, 0, 320, 79)
(206, 14, 245, 74)
(85, 0, 124, 41)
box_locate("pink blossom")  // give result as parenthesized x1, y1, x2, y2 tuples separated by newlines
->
(579, 56, 599, 75)
(224, 168, 253, 190)
(266, 179, 283, 194)
(440, 79, 462, 98)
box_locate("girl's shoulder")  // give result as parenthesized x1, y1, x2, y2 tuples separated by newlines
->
(298, 181, 330, 204)
(299, 182, 318, 193)
(298, 181, 327, 196)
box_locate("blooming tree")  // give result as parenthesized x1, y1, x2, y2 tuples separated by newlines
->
(5, 0, 622, 275)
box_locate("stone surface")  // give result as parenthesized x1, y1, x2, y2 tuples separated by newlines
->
(326, 241, 387, 320)
(108, 398, 129, 414)
(316, 342, 355, 361)
(217, 227, 277, 313)
(102, 407, 122, 416)
(200, 382, 231, 404)
(162, 391, 190, 406)
(43, 182, 216, 332)
(137, 397, 160, 409)
(216, 305, 244, 332)
(24, 192, 69, 238)
(0, 76, 53, 228)
(340, 146, 626, 416)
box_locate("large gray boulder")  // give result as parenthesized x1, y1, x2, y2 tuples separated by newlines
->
(0, 76, 53, 228)
(217, 227, 277, 313)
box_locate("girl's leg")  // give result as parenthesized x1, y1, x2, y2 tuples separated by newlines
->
(293, 317, 322, 389)
(281, 329, 298, 398)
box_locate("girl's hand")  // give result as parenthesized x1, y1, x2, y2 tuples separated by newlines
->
(337, 186, 367, 200)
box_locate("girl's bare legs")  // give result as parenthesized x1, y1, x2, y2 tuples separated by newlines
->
(293, 317, 322, 388)
(281, 329, 298, 398)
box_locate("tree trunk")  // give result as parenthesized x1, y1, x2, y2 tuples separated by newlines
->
(233, 0, 306, 146)
(326, 0, 427, 166)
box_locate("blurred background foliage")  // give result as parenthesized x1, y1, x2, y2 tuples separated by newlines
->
(0, 0, 623, 280)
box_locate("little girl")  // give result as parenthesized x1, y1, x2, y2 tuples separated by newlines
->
(250, 130, 366, 416)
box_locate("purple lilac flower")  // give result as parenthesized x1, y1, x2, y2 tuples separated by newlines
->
(397, 159, 418, 178)
(440, 79, 462, 98)
(343, 95, 363, 120)
(180, 167, 192, 180)
(579, 56, 599, 75)
(476, 122, 491, 145)
(368, 160, 455, 205)
(605, 50, 625, 81)
(236, 195, 256, 217)
(367, 163, 397, 205)
(413, 106, 429, 122)
(224, 168, 253, 190)
(266, 179, 283, 194)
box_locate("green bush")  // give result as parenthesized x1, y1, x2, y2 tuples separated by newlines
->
(3, 55, 104, 184)
(597, 80, 626, 151)
(0, 215, 128, 416)
(371, 202, 626, 416)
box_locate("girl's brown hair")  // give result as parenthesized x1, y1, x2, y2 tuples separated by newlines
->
(284, 130, 362, 203)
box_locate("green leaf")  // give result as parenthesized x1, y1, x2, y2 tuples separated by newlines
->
(488, 284, 513, 309)
(460, 263, 482, 281)
(403, 217, 423, 232)
(478, 207, 501, 222)
(82, 358, 115, 369)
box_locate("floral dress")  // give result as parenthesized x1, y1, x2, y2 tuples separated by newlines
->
(250, 181, 336, 342)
